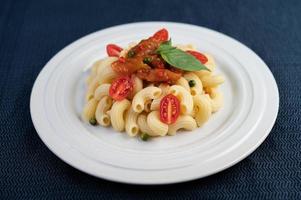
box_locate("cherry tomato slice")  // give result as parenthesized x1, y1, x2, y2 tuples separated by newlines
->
(152, 28, 169, 42)
(106, 44, 123, 57)
(109, 76, 133, 101)
(160, 94, 180, 124)
(186, 50, 208, 64)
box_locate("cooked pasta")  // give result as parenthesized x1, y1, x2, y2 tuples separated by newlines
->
(91, 59, 103, 74)
(201, 75, 224, 88)
(132, 86, 162, 113)
(150, 84, 170, 111)
(125, 107, 140, 136)
(128, 75, 143, 99)
(159, 83, 170, 92)
(86, 75, 94, 85)
(168, 115, 197, 135)
(85, 58, 118, 101)
(205, 87, 224, 113)
(82, 28, 224, 140)
(193, 94, 212, 127)
(110, 99, 131, 131)
(144, 99, 152, 113)
(95, 96, 112, 126)
(137, 114, 156, 136)
(183, 72, 203, 96)
(147, 111, 168, 136)
(97, 65, 119, 85)
(85, 79, 99, 101)
(82, 98, 98, 122)
(168, 85, 193, 115)
(94, 84, 111, 100)
(176, 77, 190, 91)
(96, 57, 118, 75)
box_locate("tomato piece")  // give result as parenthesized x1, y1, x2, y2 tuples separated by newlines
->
(186, 50, 208, 64)
(109, 76, 133, 101)
(106, 44, 123, 57)
(152, 28, 169, 42)
(160, 94, 180, 124)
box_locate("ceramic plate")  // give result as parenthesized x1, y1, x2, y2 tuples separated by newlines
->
(30, 22, 279, 184)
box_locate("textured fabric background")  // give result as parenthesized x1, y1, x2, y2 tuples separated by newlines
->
(0, 0, 300, 199)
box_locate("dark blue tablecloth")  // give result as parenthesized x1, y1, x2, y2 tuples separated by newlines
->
(1, 0, 300, 199)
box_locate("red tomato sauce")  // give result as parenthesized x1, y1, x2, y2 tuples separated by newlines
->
(110, 29, 182, 84)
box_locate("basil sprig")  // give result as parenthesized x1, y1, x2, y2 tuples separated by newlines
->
(156, 40, 209, 71)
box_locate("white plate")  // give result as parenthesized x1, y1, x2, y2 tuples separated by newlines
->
(30, 22, 279, 184)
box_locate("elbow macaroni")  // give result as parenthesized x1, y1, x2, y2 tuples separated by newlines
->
(85, 79, 99, 101)
(110, 99, 131, 131)
(82, 98, 98, 122)
(125, 107, 140, 137)
(206, 87, 223, 112)
(176, 77, 190, 92)
(150, 84, 170, 111)
(96, 57, 118, 75)
(168, 115, 197, 136)
(82, 43, 224, 139)
(132, 86, 162, 113)
(169, 85, 193, 115)
(147, 111, 168, 136)
(201, 75, 224, 88)
(183, 72, 203, 96)
(97, 66, 119, 85)
(137, 114, 156, 136)
(128, 76, 143, 99)
(193, 94, 212, 127)
(94, 84, 110, 100)
(95, 96, 112, 126)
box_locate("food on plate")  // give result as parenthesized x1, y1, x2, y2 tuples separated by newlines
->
(82, 28, 224, 140)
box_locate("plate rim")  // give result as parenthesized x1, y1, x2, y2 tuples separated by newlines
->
(30, 21, 279, 184)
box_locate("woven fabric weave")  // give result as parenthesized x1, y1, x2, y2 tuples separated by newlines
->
(0, 0, 300, 199)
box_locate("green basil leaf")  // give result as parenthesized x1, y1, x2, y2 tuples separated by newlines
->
(160, 48, 209, 71)
(156, 43, 174, 53)
(156, 40, 209, 71)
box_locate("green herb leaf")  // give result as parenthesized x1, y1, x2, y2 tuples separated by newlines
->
(156, 39, 174, 52)
(156, 40, 209, 72)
